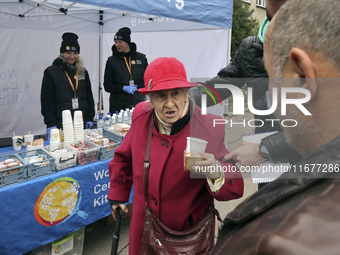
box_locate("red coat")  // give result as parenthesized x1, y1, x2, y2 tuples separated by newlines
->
(108, 102, 244, 254)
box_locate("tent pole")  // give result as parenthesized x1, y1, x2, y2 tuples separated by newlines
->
(98, 10, 104, 117)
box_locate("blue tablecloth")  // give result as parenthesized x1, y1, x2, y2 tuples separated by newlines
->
(0, 147, 133, 255)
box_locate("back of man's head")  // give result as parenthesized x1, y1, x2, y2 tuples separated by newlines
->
(265, 0, 287, 21)
(271, 0, 340, 76)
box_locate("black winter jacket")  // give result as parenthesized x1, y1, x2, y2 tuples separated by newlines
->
(40, 57, 95, 129)
(213, 135, 340, 255)
(192, 35, 278, 134)
(192, 35, 301, 163)
(103, 43, 148, 114)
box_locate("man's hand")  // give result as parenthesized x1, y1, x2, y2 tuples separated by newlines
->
(222, 142, 266, 166)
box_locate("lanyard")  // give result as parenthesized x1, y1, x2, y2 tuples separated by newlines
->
(123, 57, 132, 80)
(60, 65, 78, 96)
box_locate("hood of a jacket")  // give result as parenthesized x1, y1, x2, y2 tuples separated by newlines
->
(52, 57, 75, 73)
(258, 17, 269, 43)
(111, 42, 137, 57)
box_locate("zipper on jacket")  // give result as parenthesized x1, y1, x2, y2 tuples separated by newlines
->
(156, 239, 163, 248)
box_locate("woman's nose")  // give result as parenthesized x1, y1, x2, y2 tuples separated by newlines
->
(165, 97, 174, 107)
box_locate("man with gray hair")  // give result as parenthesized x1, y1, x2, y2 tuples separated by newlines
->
(212, 0, 340, 254)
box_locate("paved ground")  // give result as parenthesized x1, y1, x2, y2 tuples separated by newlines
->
(83, 112, 257, 255)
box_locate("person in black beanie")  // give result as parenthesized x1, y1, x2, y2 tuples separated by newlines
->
(103, 27, 148, 114)
(40, 32, 95, 141)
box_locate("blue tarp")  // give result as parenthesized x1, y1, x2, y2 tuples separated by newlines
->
(73, 0, 234, 28)
(0, 157, 133, 255)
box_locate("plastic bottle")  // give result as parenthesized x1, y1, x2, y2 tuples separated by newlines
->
(123, 111, 129, 124)
(97, 113, 104, 135)
(130, 107, 134, 117)
(117, 114, 123, 124)
(111, 114, 117, 125)
(104, 116, 111, 127)
(104, 113, 111, 127)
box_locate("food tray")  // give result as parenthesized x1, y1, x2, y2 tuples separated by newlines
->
(66, 140, 100, 166)
(45, 144, 77, 171)
(103, 127, 124, 142)
(16, 148, 56, 180)
(17, 148, 55, 180)
(98, 137, 122, 161)
(0, 153, 27, 188)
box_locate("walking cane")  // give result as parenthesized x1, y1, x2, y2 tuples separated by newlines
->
(111, 207, 125, 255)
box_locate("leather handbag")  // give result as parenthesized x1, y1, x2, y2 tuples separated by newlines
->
(140, 116, 221, 255)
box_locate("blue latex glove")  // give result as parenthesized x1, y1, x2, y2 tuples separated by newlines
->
(85, 121, 94, 129)
(123, 85, 138, 95)
(46, 126, 57, 141)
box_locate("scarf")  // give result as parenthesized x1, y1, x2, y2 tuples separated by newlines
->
(258, 17, 269, 43)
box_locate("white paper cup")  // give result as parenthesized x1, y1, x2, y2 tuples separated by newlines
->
(62, 110, 73, 124)
(49, 128, 60, 143)
(186, 137, 208, 153)
(49, 143, 61, 152)
(12, 136, 23, 151)
(24, 134, 34, 146)
(74, 110, 83, 124)
(184, 137, 208, 171)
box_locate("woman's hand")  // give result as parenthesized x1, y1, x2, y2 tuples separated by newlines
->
(111, 204, 129, 221)
(190, 153, 221, 180)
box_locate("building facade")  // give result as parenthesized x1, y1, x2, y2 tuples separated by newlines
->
(243, 0, 267, 23)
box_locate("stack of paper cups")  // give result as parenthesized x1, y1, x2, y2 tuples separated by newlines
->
(73, 110, 84, 143)
(49, 128, 61, 151)
(62, 110, 74, 146)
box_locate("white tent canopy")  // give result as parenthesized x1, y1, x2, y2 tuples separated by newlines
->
(0, 0, 232, 139)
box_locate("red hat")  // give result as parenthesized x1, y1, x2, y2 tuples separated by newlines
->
(138, 57, 198, 95)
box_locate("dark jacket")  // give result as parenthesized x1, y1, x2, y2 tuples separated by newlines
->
(40, 57, 95, 129)
(103, 43, 148, 114)
(262, 131, 301, 163)
(192, 35, 302, 163)
(192, 35, 279, 134)
(212, 135, 340, 255)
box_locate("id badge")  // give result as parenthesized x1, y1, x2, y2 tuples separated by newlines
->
(72, 97, 79, 109)
(129, 80, 134, 86)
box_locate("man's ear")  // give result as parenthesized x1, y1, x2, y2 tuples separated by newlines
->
(289, 48, 316, 79)
(289, 47, 317, 99)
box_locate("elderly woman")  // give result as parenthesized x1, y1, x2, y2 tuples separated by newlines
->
(108, 57, 244, 254)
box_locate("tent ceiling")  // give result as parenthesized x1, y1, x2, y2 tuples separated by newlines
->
(1, 0, 230, 32)
(72, 0, 233, 28)
(1, 0, 233, 29)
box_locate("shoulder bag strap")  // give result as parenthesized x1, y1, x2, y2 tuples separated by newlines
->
(142, 113, 222, 222)
(143, 113, 154, 206)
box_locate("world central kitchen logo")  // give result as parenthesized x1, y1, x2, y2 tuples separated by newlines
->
(199, 84, 311, 128)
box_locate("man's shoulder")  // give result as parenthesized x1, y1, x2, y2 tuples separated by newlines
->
(240, 35, 262, 47)
(214, 178, 340, 255)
